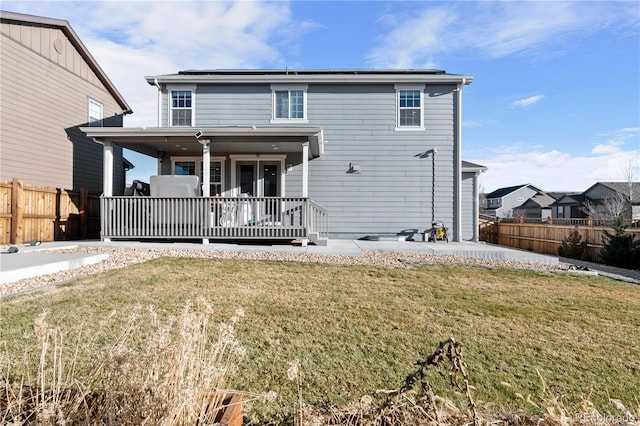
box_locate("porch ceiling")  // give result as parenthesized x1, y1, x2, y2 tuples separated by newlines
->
(80, 126, 324, 159)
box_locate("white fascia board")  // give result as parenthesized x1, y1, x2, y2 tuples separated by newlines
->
(146, 74, 474, 85)
(462, 165, 488, 173)
(81, 126, 324, 138)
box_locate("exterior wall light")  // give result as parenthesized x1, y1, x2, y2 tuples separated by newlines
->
(347, 162, 360, 174)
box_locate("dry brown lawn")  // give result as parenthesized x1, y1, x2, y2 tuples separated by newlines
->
(1, 257, 639, 423)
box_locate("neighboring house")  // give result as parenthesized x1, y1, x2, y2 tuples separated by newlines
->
(551, 193, 588, 219)
(83, 68, 483, 244)
(581, 182, 640, 221)
(513, 191, 557, 219)
(550, 182, 640, 221)
(484, 184, 541, 218)
(0, 11, 131, 194)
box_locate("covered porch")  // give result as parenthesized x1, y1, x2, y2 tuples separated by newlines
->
(81, 126, 328, 246)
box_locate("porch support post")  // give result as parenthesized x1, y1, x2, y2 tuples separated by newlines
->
(302, 142, 309, 198)
(201, 139, 211, 196)
(99, 140, 114, 242)
(102, 141, 114, 197)
(200, 139, 211, 245)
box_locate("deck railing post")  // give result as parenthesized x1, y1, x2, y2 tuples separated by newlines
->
(100, 196, 111, 242)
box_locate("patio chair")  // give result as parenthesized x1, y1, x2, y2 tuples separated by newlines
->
(219, 202, 237, 227)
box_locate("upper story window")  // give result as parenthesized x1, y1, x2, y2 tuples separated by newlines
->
(271, 84, 308, 122)
(169, 87, 194, 127)
(395, 85, 424, 131)
(88, 99, 103, 127)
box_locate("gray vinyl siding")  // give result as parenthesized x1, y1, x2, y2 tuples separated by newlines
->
(196, 85, 271, 125)
(461, 172, 475, 240)
(0, 20, 125, 194)
(305, 84, 457, 237)
(161, 81, 461, 237)
(584, 184, 615, 201)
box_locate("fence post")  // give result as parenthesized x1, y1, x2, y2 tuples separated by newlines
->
(10, 178, 24, 244)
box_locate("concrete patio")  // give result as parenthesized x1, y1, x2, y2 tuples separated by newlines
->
(3, 238, 639, 288)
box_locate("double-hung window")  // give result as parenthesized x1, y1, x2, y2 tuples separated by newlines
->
(201, 161, 223, 196)
(88, 99, 103, 127)
(171, 157, 225, 196)
(395, 85, 424, 130)
(169, 86, 195, 127)
(271, 84, 308, 122)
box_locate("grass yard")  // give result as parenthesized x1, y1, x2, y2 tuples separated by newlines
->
(1, 257, 639, 423)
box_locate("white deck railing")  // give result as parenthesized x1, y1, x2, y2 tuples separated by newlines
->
(100, 196, 328, 241)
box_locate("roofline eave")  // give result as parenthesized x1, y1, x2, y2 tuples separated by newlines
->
(81, 126, 325, 138)
(145, 72, 474, 86)
(81, 126, 325, 159)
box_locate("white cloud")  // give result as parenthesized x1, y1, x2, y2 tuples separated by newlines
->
(462, 119, 484, 128)
(592, 142, 623, 155)
(592, 127, 639, 155)
(87, 1, 299, 127)
(367, 2, 638, 67)
(474, 144, 640, 193)
(512, 94, 543, 107)
(367, 7, 458, 68)
(598, 127, 640, 142)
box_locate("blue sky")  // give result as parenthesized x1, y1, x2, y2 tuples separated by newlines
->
(4, 0, 639, 192)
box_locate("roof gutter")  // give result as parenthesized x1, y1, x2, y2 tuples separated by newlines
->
(145, 73, 474, 86)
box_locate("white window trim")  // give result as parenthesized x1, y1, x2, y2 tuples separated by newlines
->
(270, 84, 308, 123)
(394, 84, 425, 131)
(169, 155, 225, 195)
(88, 98, 103, 127)
(168, 84, 196, 127)
(229, 154, 286, 197)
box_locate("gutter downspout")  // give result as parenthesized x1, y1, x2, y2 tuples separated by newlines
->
(454, 78, 466, 242)
(154, 78, 162, 126)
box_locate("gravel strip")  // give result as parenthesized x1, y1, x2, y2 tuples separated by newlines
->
(1, 247, 572, 299)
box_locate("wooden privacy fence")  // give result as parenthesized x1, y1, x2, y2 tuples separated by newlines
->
(480, 216, 640, 262)
(0, 178, 100, 245)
